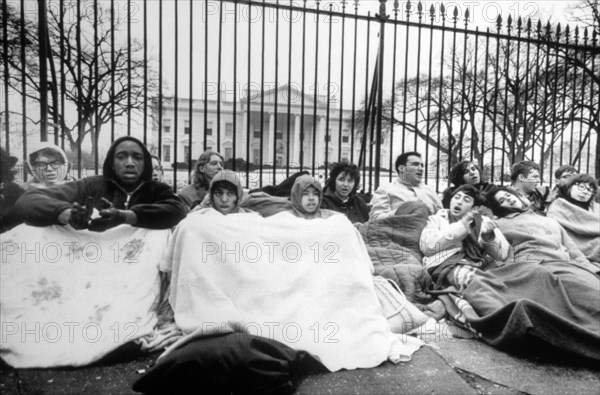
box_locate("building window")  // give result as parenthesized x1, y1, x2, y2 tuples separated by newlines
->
(206, 122, 213, 136)
(276, 131, 283, 141)
(324, 134, 331, 142)
(253, 130, 261, 139)
(225, 123, 233, 138)
(164, 126, 171, 134)
(163, 145, 171, 163)
(184, 120, 190, 135)
(342, 129, 349, 143)
(225, 147, 233, 160)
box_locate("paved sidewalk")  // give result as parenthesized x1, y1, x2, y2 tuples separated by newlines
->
(1, 331, 598, 394)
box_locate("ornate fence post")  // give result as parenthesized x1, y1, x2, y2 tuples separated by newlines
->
(374, 0, 388, 190)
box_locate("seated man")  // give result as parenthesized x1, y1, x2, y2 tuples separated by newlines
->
(549, 164, 577, 202)
(509, 160, 550, 215)
(369, 151, 442, 220)
(16, 136, 187, 231)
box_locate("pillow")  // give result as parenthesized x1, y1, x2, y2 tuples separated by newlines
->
(132, 333, 327, 395)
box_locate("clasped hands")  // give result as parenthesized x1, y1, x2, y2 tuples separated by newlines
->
(461, 207, 497, 242)
(64, 197, 129, 232)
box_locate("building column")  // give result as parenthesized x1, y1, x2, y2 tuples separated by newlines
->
(293, 115, 301, 166)
(267, 112, 275, 164)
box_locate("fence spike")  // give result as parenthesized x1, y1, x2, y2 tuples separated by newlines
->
(354, 0, 359, 13)
(507, 14, 512, 27)
(526, 17, 532, 33)
(583, 27, 588, 42)
(464, 7, 469, 22)
(429, 4, 435, 21)
(496, 14, 502, 31)
(556, 23, 561, 39)
(453, 6, 458, 21)
(393, 0, 399, 14)
(574, 25, 579, 41)
(417, 1, 422, 13)
(440, 3, 445, 18)
(406, 0, 411, 19)
(517, 16, 522, 31)
(564, 25, 570, 43)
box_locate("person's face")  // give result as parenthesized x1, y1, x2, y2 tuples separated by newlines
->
(301, 185, 320, 213)
(334, 172, 355, 200)
(151, 157, 164, 182)
(450, 191, 475, 218)
(398, 155, 424, 185)
(494, 190, 525, 210)
(32, 153, 66, 186)
(518, 169, 540, 193)
(212, 185, 238, 215)
(557, 171, 576, 187)
(569, 182, 594, 203)
(113, 141, 145, 185)
(462, 163, 480, 185)
(201, 155, 223, 179)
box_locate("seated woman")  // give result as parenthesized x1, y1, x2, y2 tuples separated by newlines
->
(284, 174, 339, 220)
(192, 170, 256, 216)
(1, 147, 25, 233)
(22, 142, 74, 190)
(420, 185, 509, 289)
(151, 155, 165, 183)
(546, 174, 599, 264)
(320, 162, 370, 223)
(179, 150, 224, 210)
(441, 160, 491, 208)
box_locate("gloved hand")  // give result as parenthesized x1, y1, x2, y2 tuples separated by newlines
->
(88, 198, 127, 232)
(68, 197, 94, 230)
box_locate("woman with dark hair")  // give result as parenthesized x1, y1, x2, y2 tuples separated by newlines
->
(0, 148, 25, 233)
(547, 174, 599, 263)
(420, 184, 508, 287)
(441, 160, 491, 208)
(178, 150, 224, 210)
(320, 162, 370, 223)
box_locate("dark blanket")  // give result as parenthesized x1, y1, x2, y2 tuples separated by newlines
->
(357, 202, 434, 306)
(443, 261, 600, 361)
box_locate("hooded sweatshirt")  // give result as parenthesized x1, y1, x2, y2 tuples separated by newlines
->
(192, 170, 255, 215)
(287, 175, 338, 220)
(23, 142, 73, 190)
(16, 136, 187, 229)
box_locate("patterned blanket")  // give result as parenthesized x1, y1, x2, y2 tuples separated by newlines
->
(0, 224, 171, 368)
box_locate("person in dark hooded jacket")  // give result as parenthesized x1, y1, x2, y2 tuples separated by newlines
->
(16, 136, 187, 231)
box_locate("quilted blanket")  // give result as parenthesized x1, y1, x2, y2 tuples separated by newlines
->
(160, 211, 418, 372)
(0, 224, 170, 368)
(356, 202, 433, 306)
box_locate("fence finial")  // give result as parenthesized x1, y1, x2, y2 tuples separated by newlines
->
(496, 15, 502, 31)
(377, 0, 388, 21)
(464, 7, 469, 27)
(405, 0, 411, 21)
(429, 4, 435, 22)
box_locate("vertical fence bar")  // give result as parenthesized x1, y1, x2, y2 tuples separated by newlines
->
(217, 1, 223, 147)
(20, 0, 27, 170)
(311, 0, 321, 176)
(374, 0, 386, 190)
(110, 0, 115, 142)
(539, 23, 552, 183)
(259, 1, 266, 185)
(575, 31, 588, 172)
(76, 0, 82, 177)
(232, 0, 237, 170)
(470, 26, 479, 163)
(173, 0, 179, 188)
(389, 0, 399, 181)
(158, 0, 163, 162)
(188, 0, 193, 175)
(273, 0, 280, 185)
(588, 30, 597, 176)
(361, 12, 371, 191)
(435, 5, 446, 191)
(568, 27, 580, 165)
(400, 2, 411, 154)
(559, 26, 571, 167)
(530, 21, 542, 164)
(521, 19, 532, 161)
(336, 0, 347, 164)
(424, 5, 435, 183)
(285, 0, 292, 175)
(94, 0, 99, 173)
(490, 16, 502, 184)
(127, 0, 131, 136)
(457, 8, 469, 160)
(349, 0, 358, 165)
(325, 3, 333, 180)
(548, 24, 563, 185)
(38, 0, 48, 142)
(59, 0, 65, 149)
(2, 0, 9, 153)
(204, 0, 209, 151)
(245, 2, 251, 183)
(413, 2, 424, 153)
(143, 0, 148, 145)
(447, 7, 459, 175)
(511, 17, 522, 165)
(500, 17, 512, 181)
(299, 0, 307, 171)
(480, 28, 490, 176)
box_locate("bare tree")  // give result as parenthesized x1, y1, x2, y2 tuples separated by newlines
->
(1, 2, 157, 156)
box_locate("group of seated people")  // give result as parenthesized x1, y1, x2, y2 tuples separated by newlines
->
(1, 138, 599, 370)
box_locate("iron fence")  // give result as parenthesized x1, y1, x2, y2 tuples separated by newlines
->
(1, 0, 598, 193)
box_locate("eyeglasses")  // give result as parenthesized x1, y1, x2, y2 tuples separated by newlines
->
(33, 160, 63, 170)
(575, 183, 594, 194)
(153, 166, 163, 171)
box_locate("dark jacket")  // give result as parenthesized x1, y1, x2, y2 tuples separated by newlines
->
(16, 136, 187, 229)
(0, 181, 25, 233)
(320, 187, 370, 223)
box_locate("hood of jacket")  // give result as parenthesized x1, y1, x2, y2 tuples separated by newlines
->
(209, 170, 244, 210)
(290, 175, 323, 218)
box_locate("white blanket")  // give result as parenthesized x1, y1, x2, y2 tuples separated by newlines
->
(161, 212, 416, 372)
(0, 224, 169, 368)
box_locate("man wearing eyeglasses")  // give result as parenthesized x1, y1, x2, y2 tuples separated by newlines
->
(23, 143, 73, 190)
(369, 151, 442, 220)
